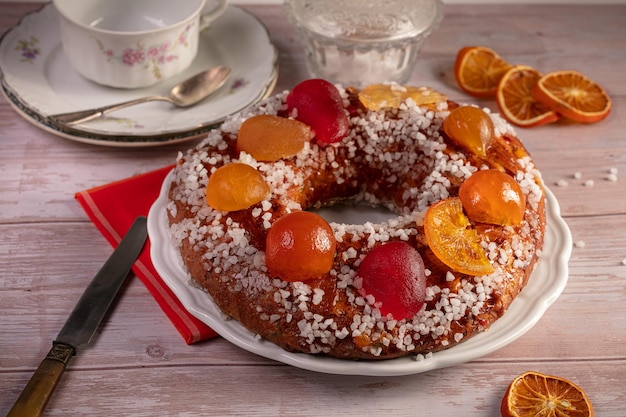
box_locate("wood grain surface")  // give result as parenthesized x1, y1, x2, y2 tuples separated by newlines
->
(1, 2, 625, 416)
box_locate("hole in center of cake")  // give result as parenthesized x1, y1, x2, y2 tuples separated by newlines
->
(312, 203, 398, 225)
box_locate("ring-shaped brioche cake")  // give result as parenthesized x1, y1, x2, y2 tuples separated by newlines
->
(167, 80, 546, 360)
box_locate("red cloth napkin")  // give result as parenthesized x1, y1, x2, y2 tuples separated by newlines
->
(75, 165, 218, 344)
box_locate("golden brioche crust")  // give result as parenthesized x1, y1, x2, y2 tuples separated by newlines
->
(167, 86, 545, 360)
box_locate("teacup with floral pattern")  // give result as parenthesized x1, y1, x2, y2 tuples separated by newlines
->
(54, 0, 228, 88)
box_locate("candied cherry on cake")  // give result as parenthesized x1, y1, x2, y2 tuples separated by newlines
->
(459, 169, 526, 226)
(237, 114, 313, 162)
(286, 79, 349, 145)
(206, 163, 270, 212)
(265, 211, 336, 282)
(358, 241, 426, 320)
(443, 106, 495, 156)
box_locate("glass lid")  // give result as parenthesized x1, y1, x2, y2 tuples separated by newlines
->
(285, 0, 444, 43)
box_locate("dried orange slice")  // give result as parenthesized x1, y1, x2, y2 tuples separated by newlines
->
(501, 371, 594, 417)
(359, 84, 447, 111)
(423, 198, 494, 276)
(496, 65, 560, 128)
(454, 46, 513, 97)
(532, 70, 611, 123)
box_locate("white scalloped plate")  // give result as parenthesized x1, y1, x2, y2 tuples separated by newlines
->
(148, 170, 572, 376)
(0, 4, 277, 147)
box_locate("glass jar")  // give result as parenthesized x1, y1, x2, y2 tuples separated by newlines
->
(284, 0, 443, 88)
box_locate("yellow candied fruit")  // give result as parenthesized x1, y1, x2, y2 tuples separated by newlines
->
(358, 84, 447, 111)
(206, 163, 270, 212)
(237, 114, 313, 162)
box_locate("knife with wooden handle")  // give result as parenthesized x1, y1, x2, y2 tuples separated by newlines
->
(8, 216, 148, 417)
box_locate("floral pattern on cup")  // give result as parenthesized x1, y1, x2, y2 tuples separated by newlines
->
(97, 24, 193, 80)
(15, 36, 40, 63)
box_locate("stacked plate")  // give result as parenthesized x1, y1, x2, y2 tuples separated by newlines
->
(0, 4, 278, 147)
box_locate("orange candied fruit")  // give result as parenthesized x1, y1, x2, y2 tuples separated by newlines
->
(443, 106, 495, 156)
(206, 163, 270, 212)
(459, 169, 526, 226)
(237, 114, 313, 162)
(265, 211, 336, 282)
(423, 198, 494, 276)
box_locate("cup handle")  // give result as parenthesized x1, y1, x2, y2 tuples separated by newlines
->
(199, 0, 229, 30)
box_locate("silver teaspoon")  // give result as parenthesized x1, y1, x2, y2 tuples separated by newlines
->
(48, 66, 232, 126)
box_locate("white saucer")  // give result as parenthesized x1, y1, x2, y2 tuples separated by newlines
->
(148, 170, 572, 376)
(0, 4, 278, 147)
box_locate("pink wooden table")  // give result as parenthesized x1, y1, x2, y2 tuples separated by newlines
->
(1, 2, 625, 415)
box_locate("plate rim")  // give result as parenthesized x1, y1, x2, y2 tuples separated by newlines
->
(0, 4, 279, 147)
(147, 169, 572, 376)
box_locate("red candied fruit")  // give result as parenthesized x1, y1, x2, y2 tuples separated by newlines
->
(206, 163, 269, 212)
(359, 241, 426, 320)
(237, 114, 313, 161)
(265, 211, 336, 282)
(286, 79, 349, 145)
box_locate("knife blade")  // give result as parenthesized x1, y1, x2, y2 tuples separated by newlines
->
(8, 216, 148, 417)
